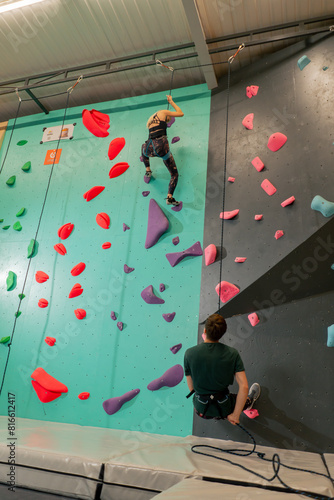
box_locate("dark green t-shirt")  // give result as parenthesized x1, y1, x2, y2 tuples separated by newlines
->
(184, 342, 245, 394)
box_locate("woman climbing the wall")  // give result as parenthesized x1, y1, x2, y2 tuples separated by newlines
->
(142, 95, 184, 206)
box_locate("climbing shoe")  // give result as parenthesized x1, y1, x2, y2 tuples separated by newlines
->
(247, 383, 261, 409)
(166, 197, 180, 206)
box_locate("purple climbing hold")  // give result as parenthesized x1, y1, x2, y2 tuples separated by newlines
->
(170, 343, 182, 354)
(167, 116, 175, 128)
(141, 285, 165, 304)
(117, 321, 123, 331)
(166, 241, 203, 267)
(163, 312, 176, 322)
(147, 364, 184, 391)
(171, 136, 180, 144)
(142, 191, 150, 197)
(145, 198, 169, 249)
(123, 223, 130, 231)
(172, 237, 180, 245)
(111, 311, 116, 320)
(103, 388, 140, 415)
(124, 264, 135, 273)
(144, 174, 151, 184)
(160, 283, 165, 292)
(172, 201, 183, 212)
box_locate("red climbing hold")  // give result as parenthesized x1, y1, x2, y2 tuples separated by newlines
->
(102, 242, 111, 249)
(31, 380, 62, 403)
(251, 157, 264, 172)
(261, 179, 277, 196)
(244, 409, 259, 419)
(71, 262, 86, 276)
(109, 162, 129, 179)
(96, 212, 110, 229)
(275, 230, 284, 240)
(38, 298, 48, 308)
(78, 392, 90, 400)
(54, 243, 67, 255)
(57, 223, 74, 240)
(83, 186, 105, 202)
(228, 177, 235, 182)
(267, 132, 287, 152)
(204, 244, 217, 266)
(35, 271, 49, 283)
(281, 196, 295, 207)
(220, 209, 239, 219)
(215, 281, 240, 303)
(69, 284, 83, 298)
(82, 109, 110, 137)
(45, 337, 56, 346)
(74, 308, 86, 319)
(31, 367, 68, 403)
(242, 113, 254, 130)
(108, 137, 125, 161)
(255, 214, 263, 221)
(248, 313, 260, 326)
(235, 257, 247, 263)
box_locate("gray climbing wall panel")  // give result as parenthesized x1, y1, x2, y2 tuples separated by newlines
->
(194, 33, 334, 453)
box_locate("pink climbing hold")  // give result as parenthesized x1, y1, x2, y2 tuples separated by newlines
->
(163, 312, 176, 323)
(123, 223, 130, 231)
(69, 283, 83, 298)
(228, 177, 235, 182)
(235, 257, 247, 263)
(57, 223, 74, 240)
(244, 409, 259, 419)
(110, 311, 116, 320)
(141, 285, 165, 304)
(78, 392, 90, 400)
(281, 196, 295, 207)
(170, 343, 182, 354)
(83, 186, 105, 202)
(248, 312, 260, 326)
(246, 87, 253, 98)
(35, 271, 49, 283)
(45, 337, 56, 346)
(117, 321, 123, 331)
(71, 262, 86, 276)
(215, 281, 240, 303)
(205, 244, 217, 266)
(267, 132, 287, 152)
(38, 298, 48, 308)
(147, 364, 184, 391)
(251, 157, 264, 172)
(96, 212, 110, 229)
(255, 214, 263, 221)
(103, 388, 140, 415)
(145, 198, 169, 249)
(102, 242, 111, 249)
(242, 113, 254, 130)
(74, 308, 86, 319)
(261, 179, 277, 196)
(220, 209, 239, 219)
(246, 85, 259, 98)
(275, 230, 284, 240)
(54, 243, 67, 255)
(108, 137, 125, 161)
(109, 162, 129, 179)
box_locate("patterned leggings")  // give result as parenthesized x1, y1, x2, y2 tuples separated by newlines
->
(142, 135, 178, 196)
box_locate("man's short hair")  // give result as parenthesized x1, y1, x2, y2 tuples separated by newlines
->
(205, 314, 227, 341)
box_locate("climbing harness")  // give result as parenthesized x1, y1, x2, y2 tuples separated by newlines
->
(143, 137, 171, 161)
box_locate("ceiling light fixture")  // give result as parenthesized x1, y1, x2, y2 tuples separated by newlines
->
(0, 0, 47, 14)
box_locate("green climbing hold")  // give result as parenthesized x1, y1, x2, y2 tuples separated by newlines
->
(2, 225, 10, 230)
(17, 140, 28, 146)
(6, 271, 17, 291)
(0, 336, 10, 344)
(0, 219, 3, 223)
(13, 221, 22, 231)
(18, 293, 25, 299)
(6, 176, 16, 186)
(15, 311, 22, 318)
(22, 161, 31, 172)
(16, 208, 25, 217)
(27, 238, 37, 258)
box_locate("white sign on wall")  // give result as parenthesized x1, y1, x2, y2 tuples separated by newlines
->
(41, 123, 75, 143)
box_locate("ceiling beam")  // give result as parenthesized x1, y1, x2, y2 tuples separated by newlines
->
(182, 0, 217, 90)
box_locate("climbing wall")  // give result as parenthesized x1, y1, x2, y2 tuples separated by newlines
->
(0, 84, 211, 437)
(196, 33, 334, 452)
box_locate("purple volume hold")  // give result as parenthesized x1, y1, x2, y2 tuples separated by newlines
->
(102, 388, 140, 415)
(145, 199, 169, 249)
(166, 241, 203, 267)
(147, 364, 184, 391)
(141, 285, 165, 304)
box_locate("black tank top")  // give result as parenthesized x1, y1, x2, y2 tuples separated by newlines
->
(148, 113, 167, 139)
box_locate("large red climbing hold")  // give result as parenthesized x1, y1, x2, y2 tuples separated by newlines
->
(215, 281, 240, 303)
(267, 132, 287, 152)
(261, 179, 277, 196)
(108, 137, 125, 160)
(82, 109, 110, 137)
(109, 162, 129, 179)
(83, 186, 105, 202)
(71, 262, 86, 276)
(219, 209, 239, 219)
(204, 244, 217, 266)
(35, 271, 49, 283)
(54, 243, 67, 255)
(58, 223, 74, 240)
(69, 284, 83, 298)
(96, 212, 110, 229)
(31, 367, 68, 403)
(242, 113, 254, 130)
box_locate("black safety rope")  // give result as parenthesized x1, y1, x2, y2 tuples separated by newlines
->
(191, 423, 334, 500)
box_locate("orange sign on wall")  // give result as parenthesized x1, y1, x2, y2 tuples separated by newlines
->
(44, 149, 62, 165)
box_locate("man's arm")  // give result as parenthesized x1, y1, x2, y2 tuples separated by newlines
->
(186, 375, 194, 392)
(227, 371, 249, 425)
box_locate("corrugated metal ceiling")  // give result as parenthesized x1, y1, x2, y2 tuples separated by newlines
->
(0, 0, 333, 121)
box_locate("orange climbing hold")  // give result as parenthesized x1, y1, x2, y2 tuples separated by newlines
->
(57, 223, 74, 240)
(108, 137, 125, 160)
(215, 281, 240, 303)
